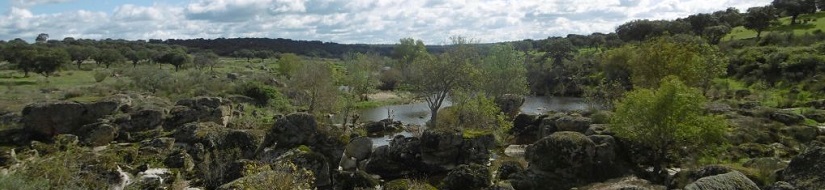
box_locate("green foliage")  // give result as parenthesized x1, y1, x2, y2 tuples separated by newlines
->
(744, 6, 778, 38)
(93, 49, 124, 69)
(611, 77, 727, 177)
(238, 82, 291, 111)
(480, 44, 529, 97)
(772, 0, 817, 25)
(33, 47, 71, 77)
(0, 173, 52, 190)
(406, 37, 477, 127)
(620, 35, 728, 90)
(276, 53, 303, 78)
(193, 51, 220, 70)
(92, 69, 109, 83)
(439, 92, 512, 143)
(287, 61, 339, 114)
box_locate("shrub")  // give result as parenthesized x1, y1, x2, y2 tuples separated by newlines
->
(237, 82, 291, 112)
(92, 69, 109, 82)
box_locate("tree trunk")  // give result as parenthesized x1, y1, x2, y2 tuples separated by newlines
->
(791, 15, 799, 25)
(429, 107, 439, 128)
(76, 60, 82, 69)
(756, 31, 762, 39)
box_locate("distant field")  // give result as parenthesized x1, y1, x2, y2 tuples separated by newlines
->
(724, 11, 825, 41)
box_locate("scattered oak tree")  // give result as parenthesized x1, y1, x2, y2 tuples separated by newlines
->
(66, 45, 97, 69)
(772, 0, 817, 25)
(406, 37, 477, 128)
(744, 6, 777, 38)
(193, 51, 220, 71)
(93, 49, 125, 68)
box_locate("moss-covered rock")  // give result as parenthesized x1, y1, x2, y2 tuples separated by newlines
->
(771, 110, 805, 125)
(334, 170, 379, 190)
(684, 171, 759, 190)
(781, 143, 825, 189)
(440, 164, 492, 190)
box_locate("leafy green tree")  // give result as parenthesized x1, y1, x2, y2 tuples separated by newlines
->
(156, 50, 190, 71)
(744, 6, 778, 38)
(703, 25, 732, 44)
(610, 76, 726, 182)
(288, 61, 339, 114)
(818, 0, 825, 10)
(66, 45, 96, 69)
(35, 33, 49, 44)
(124, 48, 150, 68)
(340, 53, 384, 125)
(713, 7, 744, 27)
(193, 51, 220, 71)
(773, 0, 817, 24)
(540, 38, 575, 66)
(33, 48, 70, 78)
(393, 38, 428, 66)
(254, 50, 274, 62)
(93, 49, 125, 68)
(623, 35, 727, 91)
(233, 49, 255, 62)
(686, 13, 720, 35)
(480, 44, 528, 97)
(406, 37, 477, 128)
(276, 53, 303, 79)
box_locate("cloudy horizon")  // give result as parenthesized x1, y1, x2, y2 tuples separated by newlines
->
(1, 0, 771, 44)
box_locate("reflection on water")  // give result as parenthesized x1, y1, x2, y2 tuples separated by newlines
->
(359, 96, 590, 147)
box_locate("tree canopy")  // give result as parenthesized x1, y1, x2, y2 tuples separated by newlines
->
(610, 76, 727, 182)
(744, 6, 778, 38)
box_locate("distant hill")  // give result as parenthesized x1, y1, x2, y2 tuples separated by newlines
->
(159, 38, 452, 58)
(725, 12, 825, 41)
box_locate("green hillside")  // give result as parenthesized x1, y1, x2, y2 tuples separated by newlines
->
(725, 11, 825, 41)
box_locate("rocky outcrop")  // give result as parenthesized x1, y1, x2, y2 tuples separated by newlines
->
(364, 136, 423, 179)
(364, 119, 402, 136)
(79, 122, 117, 146)
(274, 149, 332, 187)
(580, 176, 665, 190)
(334, 171, 380, 190)
(420, 130, 495, 172)
(496, 161, 524, 180)
(258, 113, 319, 151)
(21, 100, 121, 137)
(781, 143, 825, 189)
(440, 164, 492, 190)
(555, 115, 592, 133)
(165, 97, 232, 128)
(770, 110, 805, 125)
(684, 171, 759, 190)
(510, 131, 597, 190)
(339, 137, 372, 171)
(117, 108, 165, 132)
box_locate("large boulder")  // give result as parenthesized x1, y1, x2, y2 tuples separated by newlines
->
(526, 131, 595, 176)
(21, 101, 93, 136)
(803, 109, 825, 123)
(555, 115, 592, 133)
(257, 113, 319, 152)
(496, 161, 524, 180)
(440, 164, 492, 190)
(684, 171, 759, 190)
(363, 136, 423, 179)
(781, 144, 825, 189)
(173, 122, 230, 148)
(165, 97, 232, 128)
(340, 137, 372, 171)
(579, 176, 665, 190)
(274, 149, 332, 187)
(79, 122, 117, 146)
(420, 130, 494, 172)
(495, 94, 525, 117)
(334, 171, 380, 190)
(364, 119, 402, 136)
(770, 110, 805, 125)
(512, 131, 596, 190)
(118, 108, 166, 132)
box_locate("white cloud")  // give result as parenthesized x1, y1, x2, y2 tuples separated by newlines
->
(0, 0, 773, 44)
(10, 0, 73, 7)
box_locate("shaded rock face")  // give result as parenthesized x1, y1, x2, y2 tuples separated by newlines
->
(526, 131, 595, 176)
(781, 144, 825, 189)
(118, 108, 165, 132)
(21, 101, 107, 136)
(555, 116, 593, 133)
(165, 97, 232, 129)
(258, 113, 319, 151)
(79, 122, 117, 146)
(497, 161, 524, 180)
(770, 110, 805, 125)
(334, 170, 380, 190)
(495, 94, 525, 117)
(440, 164, 492, 190)
(420, 130, 495, 172)
(684, 171, 759, 190)
(364, 136, 423, 179)
(511, 131, 597, 190)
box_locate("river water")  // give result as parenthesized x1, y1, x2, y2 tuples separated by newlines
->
(359, 96, 590, 147)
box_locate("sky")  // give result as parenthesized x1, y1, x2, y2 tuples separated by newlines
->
(0, 0, 772, 44)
